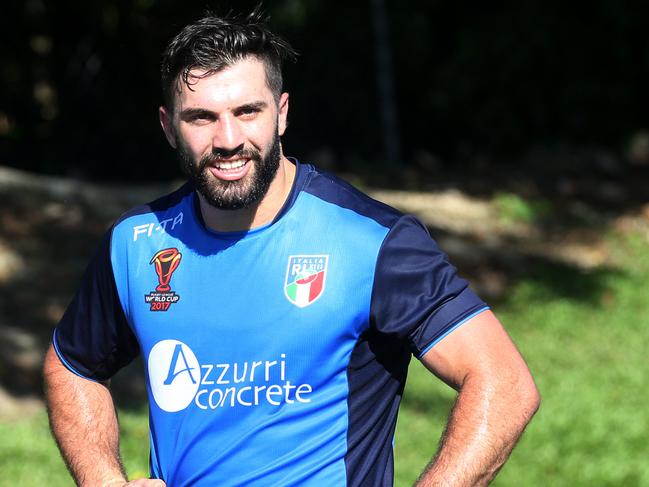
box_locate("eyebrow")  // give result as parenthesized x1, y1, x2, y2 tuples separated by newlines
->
(179, 107, 214, 119)
(179, 101, 269, 119)
(234, 101, 268, 113)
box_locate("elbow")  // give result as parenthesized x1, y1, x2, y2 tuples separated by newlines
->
(517, 370, 541, 425)
(485, 364, 540, 427)
(525, 384, 541, 420)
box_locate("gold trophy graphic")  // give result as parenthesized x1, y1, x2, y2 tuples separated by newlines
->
(150, 248, 182, 292)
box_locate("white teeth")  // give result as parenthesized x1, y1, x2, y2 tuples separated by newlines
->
(216, 159, 247, 170)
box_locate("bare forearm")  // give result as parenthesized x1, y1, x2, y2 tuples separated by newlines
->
(44, 346, 127, 486)
(416, 373, 540, 487)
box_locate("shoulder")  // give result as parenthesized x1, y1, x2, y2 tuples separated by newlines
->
(114, 182, 193, 226)
(300, 163, 404, 231)
(110, 183, 194, 243)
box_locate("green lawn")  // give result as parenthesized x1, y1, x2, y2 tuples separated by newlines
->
(0, 407, 152, 486)
(395, 232, 649, 486)
(2, 233, 648, 486)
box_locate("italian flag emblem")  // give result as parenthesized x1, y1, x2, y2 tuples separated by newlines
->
(284, 255, 329, 308)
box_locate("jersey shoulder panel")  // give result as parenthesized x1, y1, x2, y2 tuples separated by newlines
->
(113, 182, 194, 232)
(370, 214, 488, 357)
(301, 165, 403, 230)
(53, 228, 139, 381)
(301, 165, 488, 357)
(118, 182, 194, 220)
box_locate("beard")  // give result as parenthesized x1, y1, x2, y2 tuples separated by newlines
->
(178, 131, 281, 211)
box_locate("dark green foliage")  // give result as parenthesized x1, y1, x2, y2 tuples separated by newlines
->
(1, 0, 649, 179)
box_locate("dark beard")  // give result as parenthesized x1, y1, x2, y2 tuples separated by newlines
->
(178, 132, 281, 210)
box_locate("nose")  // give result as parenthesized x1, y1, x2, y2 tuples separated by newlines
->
(212, 113, 244, 155)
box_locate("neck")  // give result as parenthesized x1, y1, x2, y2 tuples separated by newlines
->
(197, 156, 296, 233)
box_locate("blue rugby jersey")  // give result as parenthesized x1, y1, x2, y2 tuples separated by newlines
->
(54, 160, 488, 486)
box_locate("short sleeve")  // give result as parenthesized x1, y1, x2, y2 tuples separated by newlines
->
(370, 215, 489, 358)
(53, 230, 139, 381)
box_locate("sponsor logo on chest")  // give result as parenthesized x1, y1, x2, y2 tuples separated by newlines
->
(148, 340, 314, 413)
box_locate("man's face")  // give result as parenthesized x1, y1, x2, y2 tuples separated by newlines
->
(160, 57, 289, 210)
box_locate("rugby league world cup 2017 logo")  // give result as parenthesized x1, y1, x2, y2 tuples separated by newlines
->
(145, 248, 182, 312)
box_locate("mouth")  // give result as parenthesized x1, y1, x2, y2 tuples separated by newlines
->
(208, 158, 252, 181)
(213, 158, 248, 171)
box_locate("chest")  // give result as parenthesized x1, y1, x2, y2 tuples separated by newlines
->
(122, 224, 378, 367)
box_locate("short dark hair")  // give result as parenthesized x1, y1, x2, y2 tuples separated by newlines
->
(161, 9, 297, 110)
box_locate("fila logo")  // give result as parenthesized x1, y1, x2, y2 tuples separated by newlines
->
(133, 212, 184, 241)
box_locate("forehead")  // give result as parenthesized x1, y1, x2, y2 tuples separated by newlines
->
(174, 57, 272, 110)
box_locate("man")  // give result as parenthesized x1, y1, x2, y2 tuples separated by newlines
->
(44, 10, 539, 487)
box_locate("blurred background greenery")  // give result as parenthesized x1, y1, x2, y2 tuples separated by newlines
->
(1, 0, 649, 485)
(3, 0, 649, 181)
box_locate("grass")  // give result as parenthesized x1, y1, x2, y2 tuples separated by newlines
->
(394, 230, 649, 486)
(0, 408, 152, 486)
(494, 192, 551, 224)
(2, 231, 648, 486)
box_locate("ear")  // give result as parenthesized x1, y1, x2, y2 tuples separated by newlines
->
(159, 106, 177, 149)
(277, 92, 289, 136)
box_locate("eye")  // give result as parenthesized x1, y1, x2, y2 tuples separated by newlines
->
(187, 113, 214, 125)
(238, 107, 259, 119)
(235, 103, 266, 119)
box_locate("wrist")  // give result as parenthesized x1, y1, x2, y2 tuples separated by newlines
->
(100, 476, 128, 487)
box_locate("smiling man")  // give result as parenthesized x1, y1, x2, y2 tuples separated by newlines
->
(161, 56, 293, 232)
(44, 10, 539, 487)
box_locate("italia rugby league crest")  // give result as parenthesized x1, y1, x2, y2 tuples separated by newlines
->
(284, 255, 329, 308)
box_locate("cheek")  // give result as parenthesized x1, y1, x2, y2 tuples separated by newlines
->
(178, 127, 212, 156)
(246, 120, 279, 148)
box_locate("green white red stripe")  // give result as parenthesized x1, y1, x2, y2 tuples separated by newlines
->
(284, 255, 329, 308)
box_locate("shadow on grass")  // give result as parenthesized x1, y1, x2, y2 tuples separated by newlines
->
(400, 383, 455, 419)
(0, 185, 150, 408)
(426, 225, 625, 309)
(111, 358, 149, 412)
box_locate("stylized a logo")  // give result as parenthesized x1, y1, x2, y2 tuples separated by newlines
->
(164, 343, 197, 385)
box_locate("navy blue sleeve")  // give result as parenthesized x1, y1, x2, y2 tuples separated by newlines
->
(370, 215, 489, 358)
(53, 230, 139, 381)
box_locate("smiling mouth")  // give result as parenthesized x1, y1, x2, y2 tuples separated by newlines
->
(207, 157, 252, 182)
(212, 158, 249, 172)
